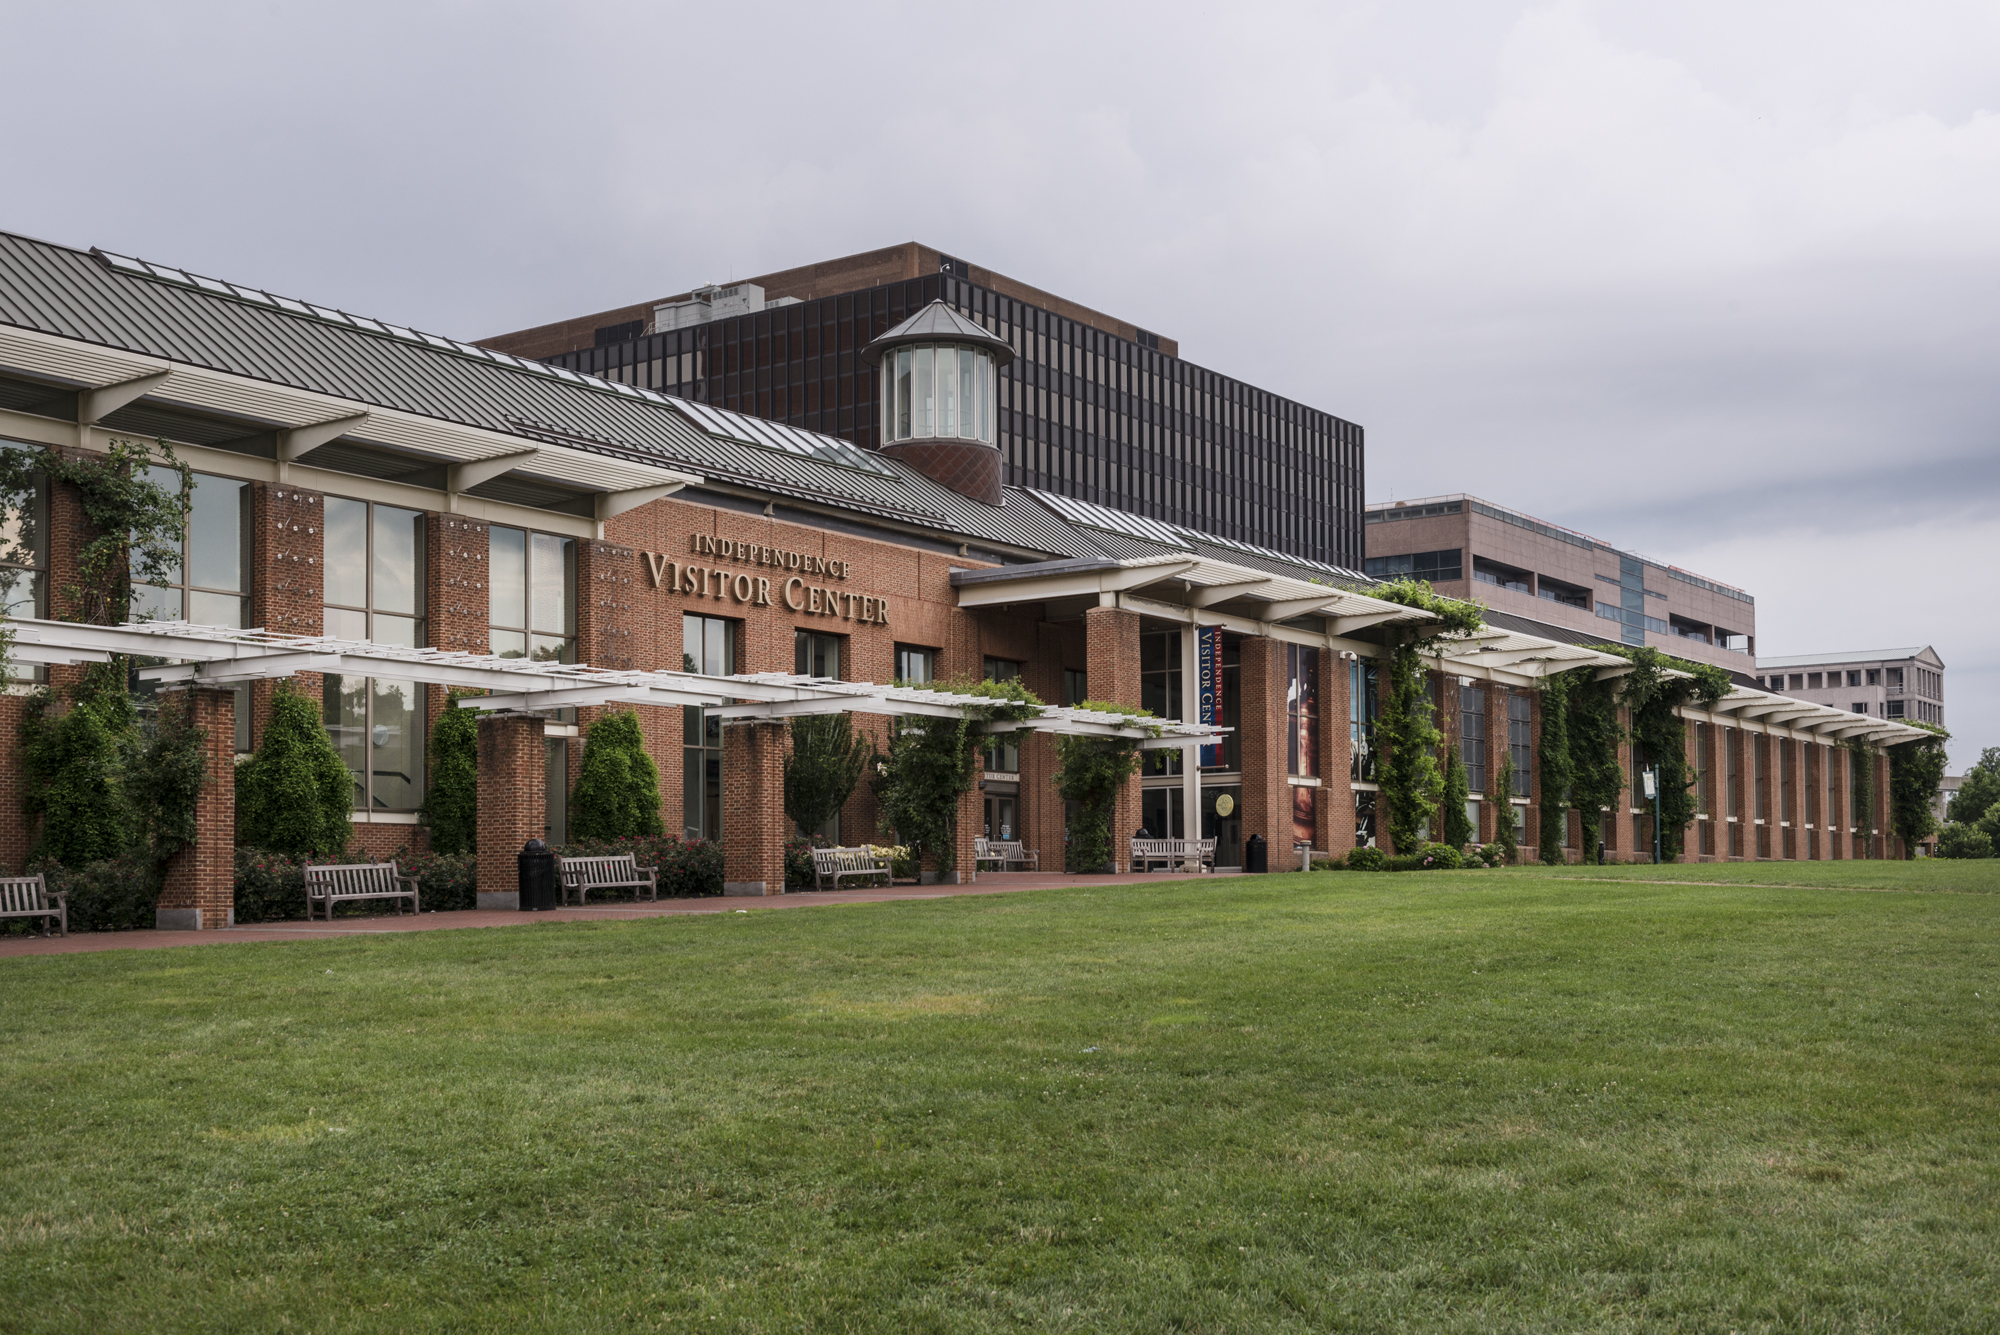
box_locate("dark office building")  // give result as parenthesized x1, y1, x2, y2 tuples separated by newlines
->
(483, 244, 1366, 571)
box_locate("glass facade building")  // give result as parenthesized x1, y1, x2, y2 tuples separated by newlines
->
(546, 269, 1365, 572)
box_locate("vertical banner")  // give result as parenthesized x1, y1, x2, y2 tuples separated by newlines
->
(1197, 625, 1223, 766)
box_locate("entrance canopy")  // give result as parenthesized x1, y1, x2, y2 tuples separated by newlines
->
(6, 618, 1225, 748)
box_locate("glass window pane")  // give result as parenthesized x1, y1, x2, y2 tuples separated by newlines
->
(188, 473, 247, 593)
(490, 629, 526, 659)
(0, 568, 42, 620)
(938, 344, 957, 438)
(530, 533, 573, 634)
(371, 614, 419, 648)
(132, 583, 180, 621)
(977, 352, 991, 442)
(960, 349, 977, 439)
(325, 606, 367, 640)
(323, 673, 368, 809)
(530, 634, 568, 663)
(914, 347, 934, 438)
(144, 465, 184, 587)
(372, 506, 422, 616)
(324, 498, 368, 607)
(682, 613, 701, 673)
(683, 748, 704, 838)
(188, 590, 246, 628)
(368, 677, 424, 810)
(490, 526, 526, 629)
(894, 349, 912, 440)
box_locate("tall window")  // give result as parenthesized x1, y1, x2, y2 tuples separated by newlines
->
(1754, 736, 1768, 820)
(682, 614, 734, 840)
(1063, 668, 1087, 706)
(323, 498, 425, 811)
(983, 657, 1021, 773)
(1507, 694, 1531, 797)
(1286, 643, 1319, 778)
(1780, 739, 1793, 820)
(1349, 658, 1379, 782)
(1459, 685, 1487, 792)
(133, 468, 252, 751)
(1694, 723, 1711, 813)
(488, 526, 575, 662)
(795, 630, 842, 679)
(1725, 728, 1739, 814)
(0, 463, 44, 681)
(895, 644, 937, 683)
(1141, 630, 1182, 776)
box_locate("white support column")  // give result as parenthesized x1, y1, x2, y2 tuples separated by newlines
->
(1181, 612, 1202, 843)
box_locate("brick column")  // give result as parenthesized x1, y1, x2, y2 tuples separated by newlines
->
(476, 713, 546, 909)
(1486, 683, 1510, 852)
(248, 483, 326, 746)
(156, 687, 237, 931)
(722, 719, 786, 895)
(1237, 635, 1289, 865)
(1083, 605, 1142, 871)
(1829, 744, 1847, 859)
(1318, 648, 1350, 860)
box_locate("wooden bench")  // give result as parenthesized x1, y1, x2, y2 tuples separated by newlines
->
(975, 838, 1039, 872)
(0, 874, 66, 936)
(1129, 837, 1218, 874)
(304, 861, 419, 921)
(810, 845, 891, 891)
(557, 854, 659, 906)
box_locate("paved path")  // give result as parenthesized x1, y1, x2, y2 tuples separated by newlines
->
(0, 869, 1243, 958)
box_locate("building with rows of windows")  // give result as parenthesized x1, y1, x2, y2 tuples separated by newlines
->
(483, 243, 1367, 573)
(1755, 648, 1946, 727)
(0, 229, 1936, 930)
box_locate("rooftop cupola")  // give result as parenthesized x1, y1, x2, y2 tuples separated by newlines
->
(862, 300, 1014, 505)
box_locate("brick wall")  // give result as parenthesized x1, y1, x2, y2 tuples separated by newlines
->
(248, 483, 325, 747)
(722, 719, 786, 894)
(1236, 635, 1288, 866)
(1083, 606, 1142, 870)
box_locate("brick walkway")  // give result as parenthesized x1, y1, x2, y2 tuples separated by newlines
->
(0, 869, 1243, 958)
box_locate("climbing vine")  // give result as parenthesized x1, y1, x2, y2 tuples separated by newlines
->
(1361, 578, 1485, 853)
(1440, 743, 1473, 848)
(1888, 722, 1949, 858)
(1053, 700, 1157, 873)
(872, 677, 1040, 877)
(1491, 751, 1518, 864)
(1537, 669, 1573, 863)
(1846, 736, 1876, 858)
(1586, 645, 1732, 861)
(1565, 669, 1624, 858)
(420, 693, 481, 855)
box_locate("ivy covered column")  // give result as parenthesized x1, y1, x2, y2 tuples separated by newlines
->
(476, 712, 546, 909)
(1082, 605, 1142, 870)
(156, 687, 237, 931)
(1315, 646, 1349, 860)
(722, 719, 787, 895)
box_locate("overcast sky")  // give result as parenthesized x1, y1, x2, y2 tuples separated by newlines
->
(5, 0, 1995, 768)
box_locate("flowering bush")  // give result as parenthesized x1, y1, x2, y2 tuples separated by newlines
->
(869, 844, 917, 881)
(234, 847, 368, 922)
(0, 853, 160, 934)
(555, 834, 722, 898)
(785, 837, 828, 889)
(399, 850, 477, 911)
(1474, 843, 1507, 868)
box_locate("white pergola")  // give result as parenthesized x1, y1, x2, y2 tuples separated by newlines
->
(5, 618, 1225, 748)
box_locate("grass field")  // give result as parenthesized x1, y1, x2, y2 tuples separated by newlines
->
(2, 862, 1996, 1332)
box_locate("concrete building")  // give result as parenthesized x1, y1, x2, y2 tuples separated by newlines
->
(482, 242, 1368, 573)
(1755, 648, 1945, 726)
(1363, 495, 1756, 671)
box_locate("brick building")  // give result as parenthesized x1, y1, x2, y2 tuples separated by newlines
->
(0, 231, 1935, 929)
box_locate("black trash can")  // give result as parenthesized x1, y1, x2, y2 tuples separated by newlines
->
(1244, 833, 1268, 874)
(518, 838, 558, 911)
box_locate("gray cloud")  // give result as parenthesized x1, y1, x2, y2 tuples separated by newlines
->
(3, 0, 1993, 766)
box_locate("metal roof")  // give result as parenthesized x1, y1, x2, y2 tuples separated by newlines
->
(861, 300, 1014, 366)
(1757, 647, 1938, 669)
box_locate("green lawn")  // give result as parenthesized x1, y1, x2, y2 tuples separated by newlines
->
(2, 864, 1996, 1332)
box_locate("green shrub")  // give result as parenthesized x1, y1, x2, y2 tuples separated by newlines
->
(20, 689, 133, 867)
(555, 834, 720, 897)
(1424, 842, 1464, 870)
(1441, 745, 1473, 849)
(785, 836, 829, 889)
(2, 853, 160, 934)
(784, 714, 873, 839)
(421, 696, 480, 855)
(400, 850, 477, 911)
(1310, 857, 1342, 872)
(236, 681, 353, 857)
(569, 712, 664, 841)
(1935, 823, 1993, 860)
(1474, 843, 1506, 868)
(1344, 846, 1386, 872)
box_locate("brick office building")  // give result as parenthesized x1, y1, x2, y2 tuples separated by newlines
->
(0, 232, 1934, 928)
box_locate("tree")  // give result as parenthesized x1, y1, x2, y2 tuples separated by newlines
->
(1053, 702, 1151, 873)
(1538, 671, 1573, 864)
(1568, 672, 1624, 858)
(1359, 579, 1484, 854)
(1440, 744, 1473, 849)
(1888, 724, 1950, 857)
(569, 710, 664, 841)
(1935, 823, 1993, 859)
(1947, 761, 2000, 827)
(21, 688, 132, 866)
(421, 694, 480, 855)
(874, 677, 1040, 877)
(783, 712, 874, 839)
(1587, 645, 1732, 861)
(236, 680, 354, 857)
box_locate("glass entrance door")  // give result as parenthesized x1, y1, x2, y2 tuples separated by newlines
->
(983, 794, 1018, 842)
(1203, 785, 1243, 868)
